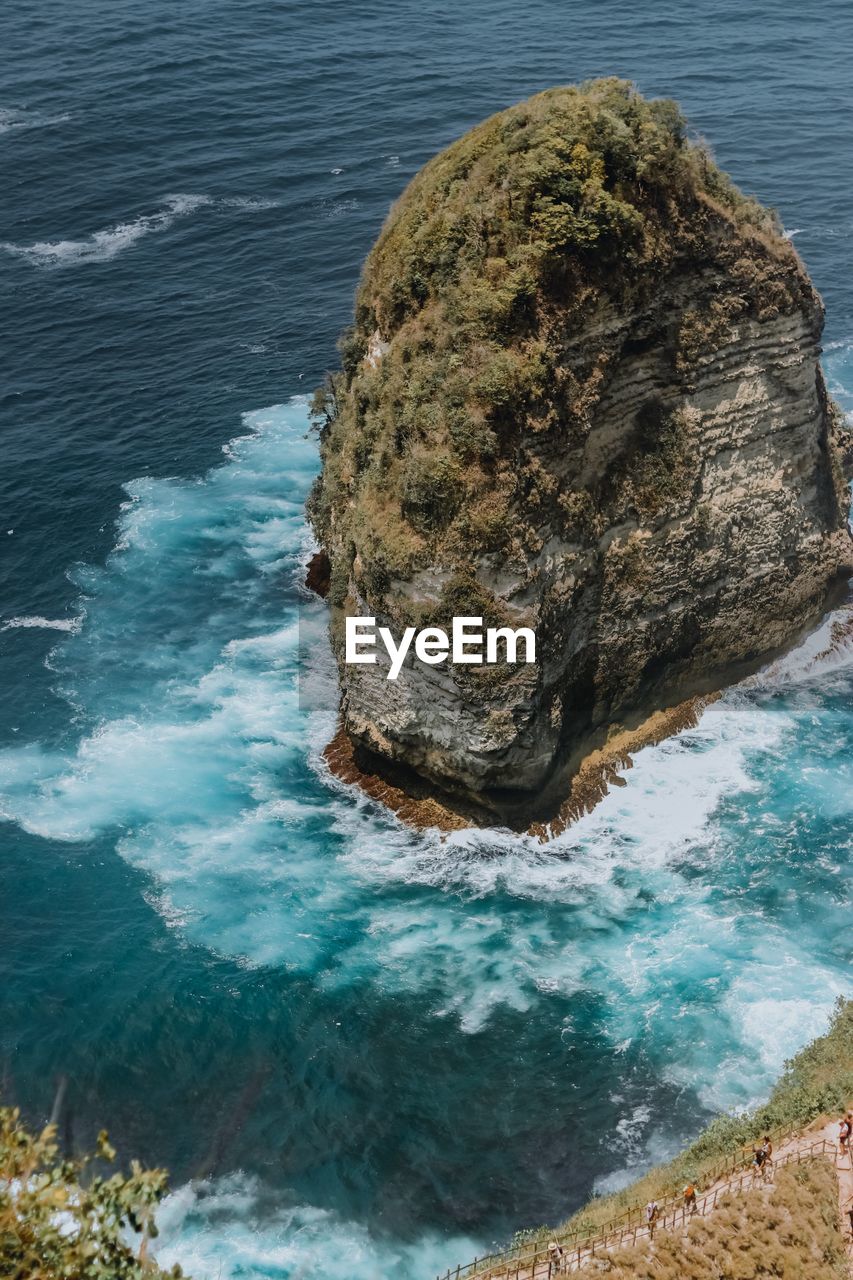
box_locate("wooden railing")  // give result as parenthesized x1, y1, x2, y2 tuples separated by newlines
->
(435, 1129, 837, 1280)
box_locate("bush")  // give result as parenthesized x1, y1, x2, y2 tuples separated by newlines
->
(0, 1106, 182, 1279)
(402, 454, 464, 533)
(309, 77, 807, 620)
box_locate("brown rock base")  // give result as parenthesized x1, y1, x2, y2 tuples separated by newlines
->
(305, 550, 331, 598)
(323, 693, 720, 841)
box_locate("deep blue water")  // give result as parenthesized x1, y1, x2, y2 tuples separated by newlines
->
(2, 2, 853, 1276)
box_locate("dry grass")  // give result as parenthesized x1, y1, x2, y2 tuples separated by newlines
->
(598, 1160, 846, 1279)
(553, 998, 853, 1242)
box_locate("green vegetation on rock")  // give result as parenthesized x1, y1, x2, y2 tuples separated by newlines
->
(308, 77, 807, 622)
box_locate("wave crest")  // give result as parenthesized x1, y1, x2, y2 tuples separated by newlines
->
(2, 193, 280, 267)
(0, 106, 71, 135)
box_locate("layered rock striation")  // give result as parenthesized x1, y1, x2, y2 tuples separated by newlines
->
(308, 79, 852, 825)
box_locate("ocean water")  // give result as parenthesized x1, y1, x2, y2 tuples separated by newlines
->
(1, 2, 852, 1277)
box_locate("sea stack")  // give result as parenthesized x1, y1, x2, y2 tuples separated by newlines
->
(308, 79, 852, 825)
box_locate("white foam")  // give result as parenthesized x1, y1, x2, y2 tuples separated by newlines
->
(1, 397, 851, 1124)
(744, 602, 853, 688)
(2, 195, 211, 266)
(323, 198, 359, 219)
(592, 1126, 685, 1197)
(1, 615, 82, 632)
(220, 196, 280, 210)
(1, 193, 278, 267)
(306, 690, 789, 1033)
(152, 1173, 480, 1280)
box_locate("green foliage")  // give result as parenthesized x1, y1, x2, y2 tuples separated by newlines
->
(308, 376, 339, 433)
(446, 408, 497, 460)
(0, 1106, 182, 1279)
(627, 405, 699, 518)
(510, 1225, 549, 1247)
(426, 572, 509, 631)
(338, 327, 367, 379)
(358, 556, 391, 604)
(402, 453, 464, 533)
(676, 300, 741, 371)
(557, 488, 596, 539)
(530, 140, 645, 257)
(309, 78, 805, 618)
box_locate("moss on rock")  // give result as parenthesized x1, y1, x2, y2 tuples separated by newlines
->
(309, 77, 806, 614)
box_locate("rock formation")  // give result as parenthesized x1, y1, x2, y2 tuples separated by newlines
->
(308, 78, 853, 825)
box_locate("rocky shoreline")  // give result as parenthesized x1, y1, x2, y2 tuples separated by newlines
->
(322, 690, 720, 837)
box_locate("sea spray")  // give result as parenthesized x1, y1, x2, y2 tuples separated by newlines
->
(4, 5, 853, 1273)
(1, 399, 852, 1277)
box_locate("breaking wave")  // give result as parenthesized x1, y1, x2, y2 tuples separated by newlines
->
(153, 1174, 478, 1280)
(1, 396, 851, 1276)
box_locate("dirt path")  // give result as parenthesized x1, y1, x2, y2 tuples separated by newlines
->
(460, 1118, 853, 1280)
(760, 1118, 853, 1267)
(557, 1118, 853, 1276)
(828, 1119, 853, 1265)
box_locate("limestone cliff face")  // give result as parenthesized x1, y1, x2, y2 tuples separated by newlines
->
(309, 80, 853, 824)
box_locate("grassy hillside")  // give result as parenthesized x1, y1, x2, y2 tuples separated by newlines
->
(599, 1160, 847, 1279)
(556, 997, 853, 1241)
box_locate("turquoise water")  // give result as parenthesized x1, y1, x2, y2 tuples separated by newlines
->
(2, 2, 853, 1276)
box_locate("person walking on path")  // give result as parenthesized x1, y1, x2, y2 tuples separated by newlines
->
(547, 1239, 565, 1274)
(645, 1200, 659, 1239)
(839, 1113, 852, 1164)
(683, 1183, 697, 1216)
